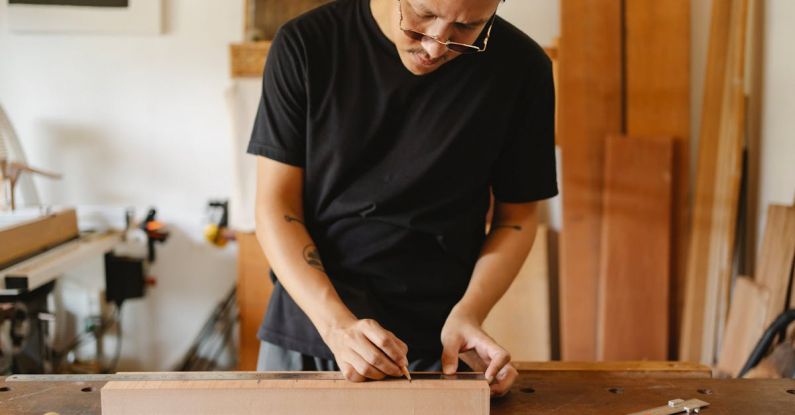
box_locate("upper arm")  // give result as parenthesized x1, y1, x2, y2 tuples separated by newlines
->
(492, 200, 538, 225)
(256, 156, 305, 216)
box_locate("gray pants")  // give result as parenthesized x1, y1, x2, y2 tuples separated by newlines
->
(256, 341, 452, 372)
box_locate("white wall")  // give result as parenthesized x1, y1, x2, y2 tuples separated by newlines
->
(0, 0, 244, 370)
(498, 0, 560, 47)
(757, 0, 795, 234)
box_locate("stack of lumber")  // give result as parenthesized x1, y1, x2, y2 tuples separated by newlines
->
(716, 204, 795, 377)
(558, 0, 689, 360)
(680, 0, 760, 366)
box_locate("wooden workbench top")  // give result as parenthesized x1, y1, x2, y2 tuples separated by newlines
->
(2, 364, 794, 414)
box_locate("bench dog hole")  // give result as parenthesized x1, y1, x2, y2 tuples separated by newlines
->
(608, 387, 624, 394)
(0, 386, 10, 392)
(520, 387, 535, 394)
(81, 387, 95, 393)
(698, 388, 713, 395)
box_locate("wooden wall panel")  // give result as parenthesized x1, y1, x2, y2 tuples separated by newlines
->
(236, 232, 272, 370)
(623, 0, 691, 359)
(558, 0, 623, 361)
(597, 136, 673, 361)
(680, 0, 749, 364)
(483, 226, 551, 361)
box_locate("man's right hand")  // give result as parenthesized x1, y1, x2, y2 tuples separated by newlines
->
(321, 317, 409, 382)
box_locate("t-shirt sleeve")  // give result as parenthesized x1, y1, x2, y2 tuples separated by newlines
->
(490, 57, 558, 203)
(246, 24, 307, 167)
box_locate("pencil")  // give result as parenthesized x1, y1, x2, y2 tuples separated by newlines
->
(400, 366, 412, 382)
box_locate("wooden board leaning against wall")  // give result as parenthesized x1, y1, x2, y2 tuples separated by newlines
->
(597, 136, 673, 361)
(680, 0, 749, 365)
(558, 0, 689, 360)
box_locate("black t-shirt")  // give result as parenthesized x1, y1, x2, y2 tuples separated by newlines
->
(247, 0, 557, 360)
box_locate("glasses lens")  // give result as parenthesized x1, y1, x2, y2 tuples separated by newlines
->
(402, 29, 425, 42)
(447, 43, 479, 54)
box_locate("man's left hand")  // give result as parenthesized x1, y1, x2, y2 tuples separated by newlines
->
(440, 312, 518, 397)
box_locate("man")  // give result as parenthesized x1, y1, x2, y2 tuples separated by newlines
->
(248, 0, 556, 397)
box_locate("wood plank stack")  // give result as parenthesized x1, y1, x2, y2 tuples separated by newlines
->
(558, 0, 689, 360)
(716, 204, 795, 376)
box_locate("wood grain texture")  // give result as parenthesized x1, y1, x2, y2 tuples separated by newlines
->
(623, 0, 691, 360)
(558, 0, 623, 361)
(0, 208, 78, 268)
(513, 361, 710, 378)
(252, 0, 332, 40)
(754, 205, 795, 325)
(236, 232, 273, 370)
(7, 372, 795, 415)
(716, 277, 771, 377)
(100, 376, 489, 415)
(483, 226, 550, 361)
(597, 136, 673, 361)
(680, 0, 749, 365)
(229, 41, 271, 78)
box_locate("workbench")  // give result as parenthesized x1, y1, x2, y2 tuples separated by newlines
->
(2, 362, 793, 414)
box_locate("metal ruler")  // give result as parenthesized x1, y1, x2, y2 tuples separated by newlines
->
(6, 371, 486, 383)
(627, 398, 711, 415)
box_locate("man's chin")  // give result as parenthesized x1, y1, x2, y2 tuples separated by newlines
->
(400, 52, 444, 75)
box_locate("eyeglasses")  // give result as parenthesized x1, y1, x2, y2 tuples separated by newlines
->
(397, 0, 497, 54)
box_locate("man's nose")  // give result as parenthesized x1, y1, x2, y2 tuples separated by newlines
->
(422, 37, 448, 59)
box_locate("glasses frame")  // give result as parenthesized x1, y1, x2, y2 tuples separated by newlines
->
(397, 0, 497, 54)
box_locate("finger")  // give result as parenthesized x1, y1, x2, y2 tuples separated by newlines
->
(441, 338, 463, 375)
(483, 346, 511, 383)
(361, 323, 409, 368)
(489, 364, 517, 397)
(339, 361, 367, 383)
(351, 335, 402, 377)
(459, 349, 488, 372)
(347, 347, 389, 380)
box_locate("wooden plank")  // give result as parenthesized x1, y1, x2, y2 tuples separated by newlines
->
(0, 231, 120, 292)
(251, 0, 332, 40)
(100, 375, 489, 415)
(597, 136, 673, 361)
(236, 232, 273, 371)
(558, 0, 623, 361)
(0, 208, 78, 268)
(229, 41, 271, 78)
(483, 226, 550, 361)
(716, 277, 771, 377)
(623, 0, 690, 360)
(754, 205, 795, 325)
(680, 0, 749, 365)
(513, 361, 710, 378)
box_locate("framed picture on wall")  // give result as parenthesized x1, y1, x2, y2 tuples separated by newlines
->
(8, 0, 162, 35)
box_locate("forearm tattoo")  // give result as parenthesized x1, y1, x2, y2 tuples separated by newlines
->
(492, 224, 523, 232)
(303, 244, 325, 272)
(284, 214, 305, 225)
